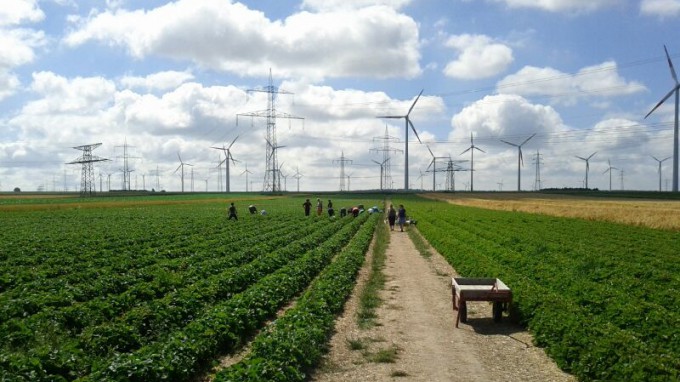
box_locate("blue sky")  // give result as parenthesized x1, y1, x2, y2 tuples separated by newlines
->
(1, 0, 679, 192)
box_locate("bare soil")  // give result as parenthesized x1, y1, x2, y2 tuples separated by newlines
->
(311, 223, 575, 382)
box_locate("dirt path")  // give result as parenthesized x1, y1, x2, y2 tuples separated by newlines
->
(312, 224, 575, 382)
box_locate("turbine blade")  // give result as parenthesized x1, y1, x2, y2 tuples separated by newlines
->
(427, 144, 435, 157)
(587, 152, 597, 160)
(460, 147, 471, 155)
(406, 89, 424, 116)
(664, 45, 678, 84)
(501, 140, 518, 147)
(408, 118, 422, 143)
(521, 133, 536, 146)
(603, 168, 610, 174)
(519, 148, 524, 166)
(576, 156, 586, 161)
(177, 153, 182, 163)
(475, 147, 486, 153)
(376, 115, 403, 119)
(644, 87, 676, 118)
(228, 135, 240, 149)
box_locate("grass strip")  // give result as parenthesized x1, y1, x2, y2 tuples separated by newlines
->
(357, 211, 390, 329)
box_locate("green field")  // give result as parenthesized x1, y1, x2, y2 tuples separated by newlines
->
(1, 193, 678, 381)
(0, 194, 381, 381)
(402, 196, 679, 382)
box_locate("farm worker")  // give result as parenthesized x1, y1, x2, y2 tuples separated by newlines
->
(316, 198, 323, 216)
(327, 199, 334, 217)
(228, 202, 238, 221)
(387, 204, 397, 231)
(303, 199, 312, 216)
(249, 205, 257, 214)
(397, 204, 406, 231)
(351, 206, 360, 217)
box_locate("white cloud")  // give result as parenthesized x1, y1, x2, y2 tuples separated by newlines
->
(301, 0, 412, 11)
(120, 71, 195, 91)
(640, 0, 680, 17)
(443, 34, 513, 80)
(0, 0, 44, 27)
(0, 28, 45, 69)
(450, 94, 563, 144)
(64, 1, 421, 80)
(489, 0, 621, 13)
(496, 61, 646, 105)
(0, 70, 21, 101)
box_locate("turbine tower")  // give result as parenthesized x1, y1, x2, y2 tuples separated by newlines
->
(370, 126, 401, 190)
(460, 132, 485, 192)
(241, 162, 253, 192)
(237, 70, 303, 193)
(645, 45, 679, 192)
(651, 155, 671, 192)
(576, 152, 597, 189)
(211, 135, 239, 193)
(293, 166, 303, 192)
(67, 143, 109, 196)
(174, 153, 193, 192)
(603, 159, 619, 191)
(372, 159, 388, 190)
(426, 145, 449, 192)
(501, 133, 535, 192)
(377, 89, 424, 190)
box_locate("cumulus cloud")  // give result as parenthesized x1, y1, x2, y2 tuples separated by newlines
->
(301, 0, 412, 11)
(450, 94, 563, 145)
(496, 61, 646, 105)
(64, 0, 421, 80)
(0, 0, 44, 27)
(443, 34, 513, 80)
(120, 71, 195, 92)
(489, 0, 621, 13)
(640, 0, 680, 17)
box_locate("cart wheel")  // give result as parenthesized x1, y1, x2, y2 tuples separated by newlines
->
(460, 301, 467, 323)
(493, 302, 503, 322)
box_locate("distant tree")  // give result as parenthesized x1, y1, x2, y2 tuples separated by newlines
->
(13, 187, 21, 192)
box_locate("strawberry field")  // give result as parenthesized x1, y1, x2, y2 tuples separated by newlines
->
(406, 196, 679, 382)
(0, 194, 380, 381)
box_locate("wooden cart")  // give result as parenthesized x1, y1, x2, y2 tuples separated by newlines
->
(451, 277, 512, 328)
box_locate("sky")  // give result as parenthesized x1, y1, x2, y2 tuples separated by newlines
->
(1, 0, 680, 193)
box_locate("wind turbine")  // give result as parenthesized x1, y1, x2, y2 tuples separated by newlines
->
(460, 132, 485, 192)
(211, 135, 239, 193)
(174, 153, 193, 192)
(603, 159, 619, 191)
(426, 145, 448, 191)
(575, 152, 597, 189)
(293, 166, 303, 192)
(372, 159, 388, 190)
(377, 89, 424, 190)
(651, 155, 671, 192)
(645, 45, 679, 193)
(241, 162, 253, 192)
(501, 133, 535, 191)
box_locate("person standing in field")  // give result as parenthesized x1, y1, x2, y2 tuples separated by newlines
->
(327, 199, 334, 217)
(397, 204, 406, 232)
(303, 199, 312, 216)
(387, 204, 397, 231)
(316, 198, 323, 216)
(228, 202, 238, 221)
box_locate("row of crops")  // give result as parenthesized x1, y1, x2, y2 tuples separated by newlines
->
(405, 197, 679, 381)
(0, 195, 381, 381)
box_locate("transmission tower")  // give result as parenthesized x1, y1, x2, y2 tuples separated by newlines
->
(67, 143, 110, 196)
(533, 150, 543, 191)
(333, 151, 353, 191)
(370, 126, 402, 190)
(237, 70, 303, 192)
(115, 139, 139, 191)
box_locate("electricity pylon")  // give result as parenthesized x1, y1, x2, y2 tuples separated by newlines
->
(370, 126, 402, 190)
(333, 151, 352, 191)
(237, 70, 303, 192)
(67, 143, 110, 196)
